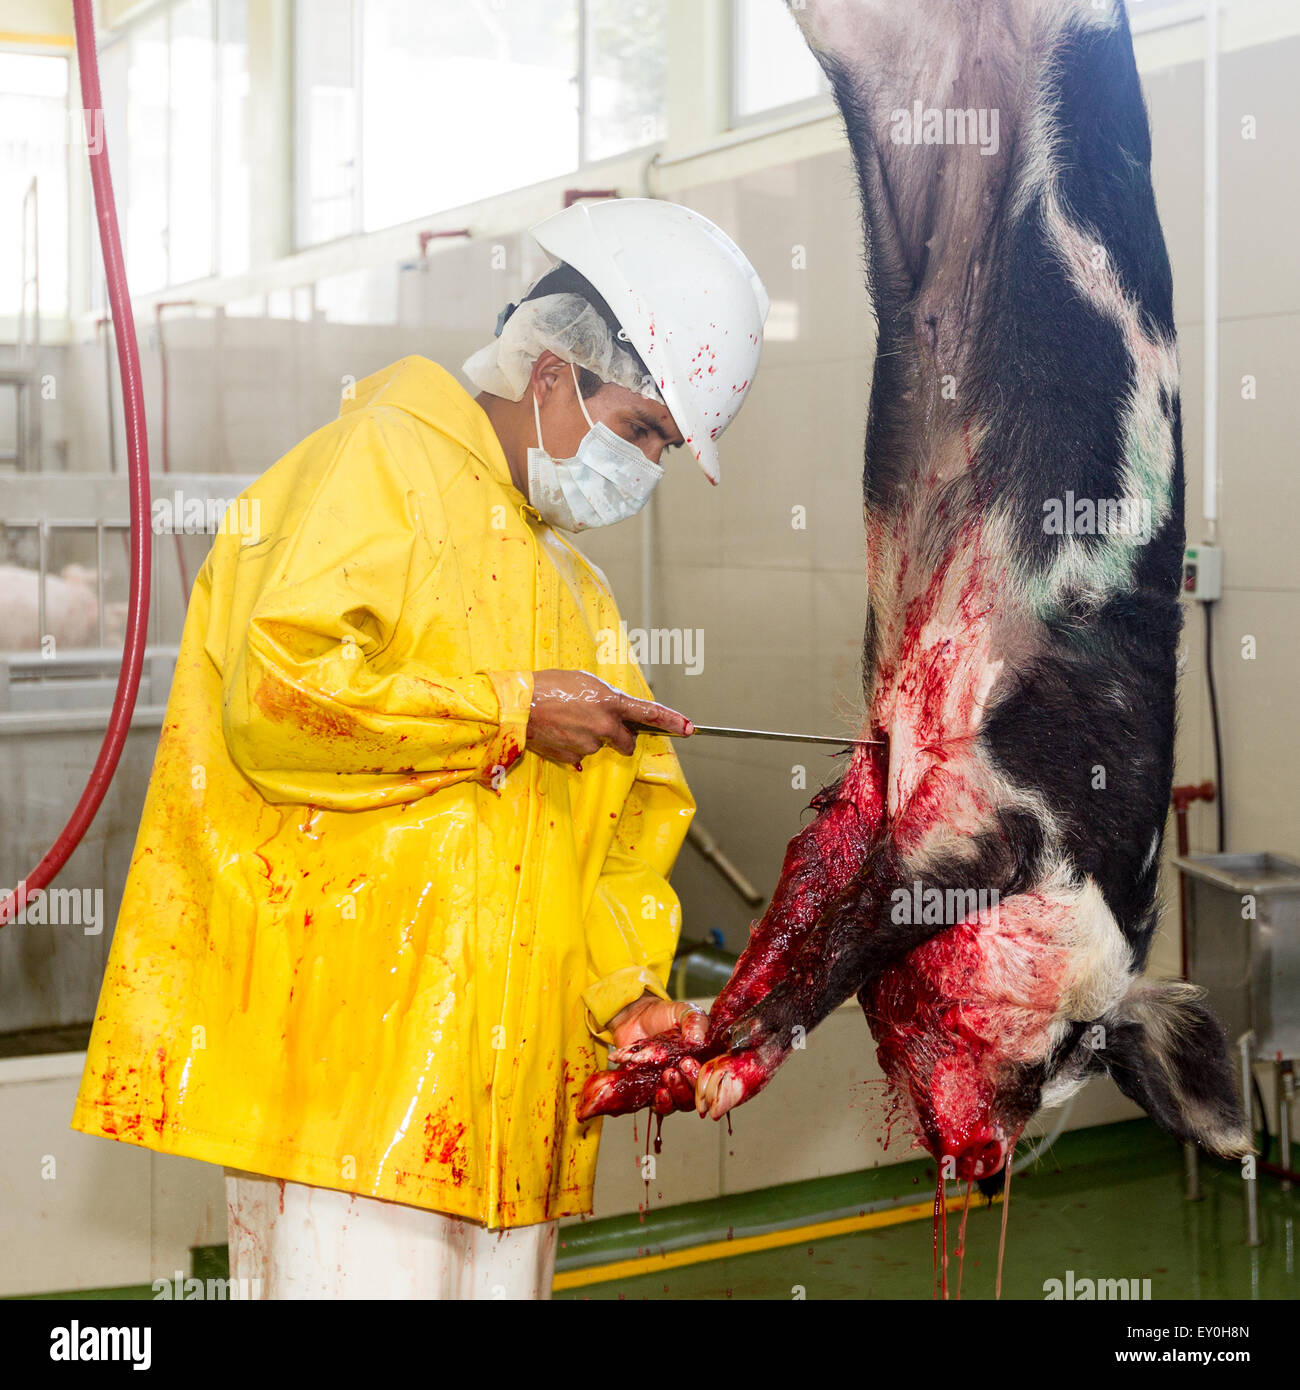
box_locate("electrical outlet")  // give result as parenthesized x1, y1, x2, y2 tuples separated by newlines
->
(1183, 544, 1222, 601)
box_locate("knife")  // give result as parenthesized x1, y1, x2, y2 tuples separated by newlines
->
(630, 722, 882, 747)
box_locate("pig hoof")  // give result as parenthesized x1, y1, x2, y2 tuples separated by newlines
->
(576, 1070, 624, 1122)
(695, 1043, 785, 1120)
(695, 1057, 747, 1119)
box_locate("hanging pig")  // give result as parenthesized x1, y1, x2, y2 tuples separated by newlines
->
(578, 0, 1250, 1181)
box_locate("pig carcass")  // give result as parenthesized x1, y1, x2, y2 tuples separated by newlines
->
(579, 0, 1250, 1180)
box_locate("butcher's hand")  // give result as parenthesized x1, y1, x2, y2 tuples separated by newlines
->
(608, 994, 709, 1112)
(527, 669, 693, 767)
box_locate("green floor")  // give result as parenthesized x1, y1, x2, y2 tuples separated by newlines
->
(556, 1120, 1297, 1299)
(18, 1119, 1298, 1300)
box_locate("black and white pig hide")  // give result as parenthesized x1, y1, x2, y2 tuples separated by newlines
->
(580, 0, 1250, 1185)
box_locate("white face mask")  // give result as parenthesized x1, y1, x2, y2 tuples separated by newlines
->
(526, 362, 664, 532)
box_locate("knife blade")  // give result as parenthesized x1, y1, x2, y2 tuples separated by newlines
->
(630, 722, 882, 747)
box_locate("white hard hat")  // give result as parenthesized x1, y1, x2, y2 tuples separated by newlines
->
(527, 198, 770, 485)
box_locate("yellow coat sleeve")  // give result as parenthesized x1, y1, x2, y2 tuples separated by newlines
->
(219, 412, 533, 810)
(581, 736, 695, 1042)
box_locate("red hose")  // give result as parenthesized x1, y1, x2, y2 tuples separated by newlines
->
(0, 0, 152, 927)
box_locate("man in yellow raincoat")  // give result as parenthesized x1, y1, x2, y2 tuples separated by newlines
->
(72, 197, 769, 1299)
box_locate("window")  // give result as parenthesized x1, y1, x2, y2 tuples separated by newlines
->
(584, 0, 667, 160)
(361, 0, 579, 235)
(295, 0, 668, 248)
(217, 0, 251, 276)
(123, 13, 169, 292)
(169, 0, 216, 286)
(94, 0, 249, 296)
(731, 0, 829, 125)
(0, 52, 69, 317)
(295, 0, 359, 245)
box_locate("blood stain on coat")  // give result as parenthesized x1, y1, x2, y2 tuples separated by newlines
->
(422, 1114, 468, 1185)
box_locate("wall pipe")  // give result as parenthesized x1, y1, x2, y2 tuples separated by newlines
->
(0, 0, 152, 927)
(563, 188, 619, 208)
(417, 228, 471, 259)
(1202, 0, 1220, 541)
(1171, 779, 1216, 977)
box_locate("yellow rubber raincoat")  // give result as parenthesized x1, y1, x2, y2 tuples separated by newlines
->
(71, 356, 694, 1227)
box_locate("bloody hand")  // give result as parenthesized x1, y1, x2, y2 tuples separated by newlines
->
(578, 1022, 721, 1121)
(598, 995, 711, 1114)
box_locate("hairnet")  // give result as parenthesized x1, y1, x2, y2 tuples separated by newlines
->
(462, 293, 664, 405)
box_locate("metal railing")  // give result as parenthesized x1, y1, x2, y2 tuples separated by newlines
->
(0, 473, 258, 716)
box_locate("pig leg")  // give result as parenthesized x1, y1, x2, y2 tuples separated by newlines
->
(694, 846, 922, 1119)
(710, 747, 885, 1034)
(576, 748, 885, 1122)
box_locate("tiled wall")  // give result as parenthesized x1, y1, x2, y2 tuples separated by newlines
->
(1145, 39, 1300, 895)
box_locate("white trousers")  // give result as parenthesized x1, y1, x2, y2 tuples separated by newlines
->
(225, 1168, 558, 1300)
